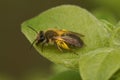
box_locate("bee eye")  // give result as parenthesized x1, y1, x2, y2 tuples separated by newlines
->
(40, 35, 44, 39)
(39, 35, 45, 41)
(38, 31, 45, 42)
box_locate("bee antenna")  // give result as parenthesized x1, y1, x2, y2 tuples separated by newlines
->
(27, 25, 38, 34)
(29, 39, 37, 50)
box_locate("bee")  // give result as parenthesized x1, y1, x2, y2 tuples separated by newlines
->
(28, 26, 84, 53)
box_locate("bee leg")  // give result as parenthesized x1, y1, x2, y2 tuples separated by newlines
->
(71, 50, 78, 55)
(54, 42, 63, 52)
(41, 42, 46, 52)
(67, 48, 78, 55)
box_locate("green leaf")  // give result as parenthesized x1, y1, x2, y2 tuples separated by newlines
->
(79, 47, 120, 80)
(116, 21, 120, 27)
(51, 64, 70, 74)
(49, 70, 82, 80)
(100, 20, 115, 32)
(21, 5, 109, 69)
(110, 25, 120, 47)
(92, 8, 117, 24)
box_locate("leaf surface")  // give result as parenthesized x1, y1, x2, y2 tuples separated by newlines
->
(79, 48, 120, 80)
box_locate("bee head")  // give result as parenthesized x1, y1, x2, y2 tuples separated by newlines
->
(27, 26, 46, 49)
(36, 31, 45, 44)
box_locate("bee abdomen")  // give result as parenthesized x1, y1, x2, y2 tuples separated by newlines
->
(62, 36, 84, 48)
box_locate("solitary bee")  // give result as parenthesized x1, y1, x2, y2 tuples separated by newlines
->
(28, 26, 84, 53)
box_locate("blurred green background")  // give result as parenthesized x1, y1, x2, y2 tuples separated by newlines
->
(0, 0, 120, 80)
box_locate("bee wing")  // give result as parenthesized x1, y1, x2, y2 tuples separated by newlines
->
(61, 36, 84, 47)
(68, 31, 84, 37)
(62, 30, 84, 37)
